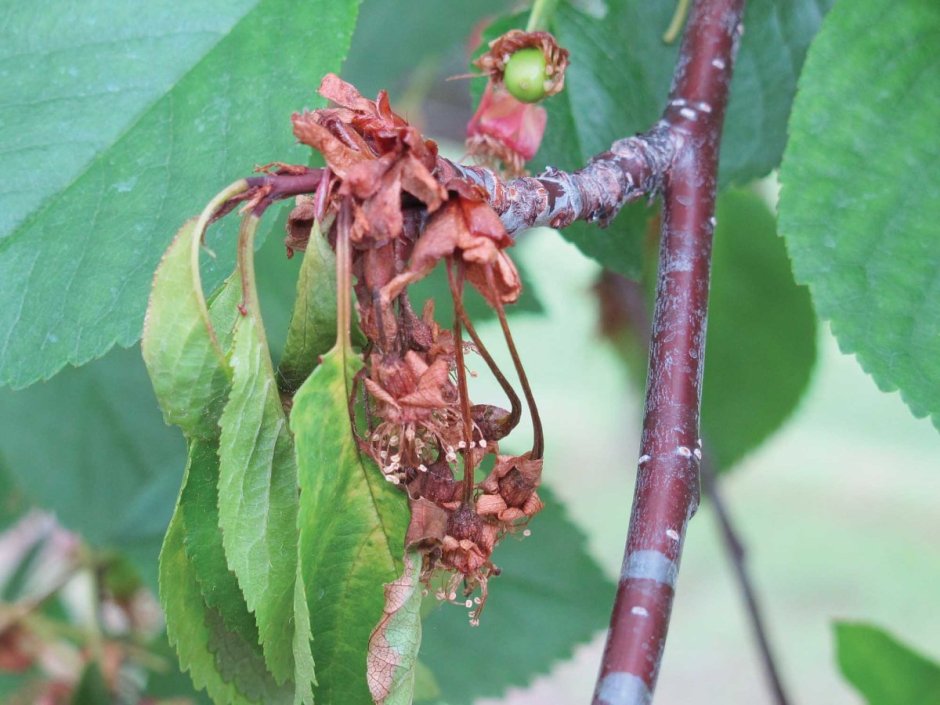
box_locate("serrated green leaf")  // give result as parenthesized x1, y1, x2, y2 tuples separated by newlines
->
(779, 0, 940, 429)
(421, 487, 614, 704)
(160, 446, 291, 705)
(0, 0, 360, 389)
(277, 220, 337, 393)
(292, 345, 410, 705)
(142, 214, 244, 439)
(217, 216, 314, 694)
(145, 617, 213, 704)
(181, 439, 259, 646)
(367, 550, 423, 705)
(702, 190, 816, 470)
(835, 622, 940, 705)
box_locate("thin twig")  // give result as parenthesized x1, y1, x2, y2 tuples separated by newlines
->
(700, 455, 792, 705)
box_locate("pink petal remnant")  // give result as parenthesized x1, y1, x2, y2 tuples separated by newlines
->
(466, 84, 547, 177)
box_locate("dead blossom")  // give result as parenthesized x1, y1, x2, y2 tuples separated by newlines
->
(289, 73, 544, 620)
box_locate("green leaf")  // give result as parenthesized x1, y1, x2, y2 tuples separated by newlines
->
(160, 452, 292, 705)
(0, 457, 29, 532)
(367, 550, 424, 705)
(834, 622, 940, 705)
(71, 663, 110, 705)
(291, 345, 410, 705)
(277, 220, 337, 393)
(181, 439, 259, 646)
(719, 0, 834, 185)
(0, 345, 184, 590)
(779, 0, 940, 429)
(217, 217, 313, 693)
(142, 214, 244, 439)
(344, 0, 511, 96)
(702, 190, 816, 470)
(0, 0, 360, 389)
(145, 632, 213, 704)
(421, 487, 614, 704)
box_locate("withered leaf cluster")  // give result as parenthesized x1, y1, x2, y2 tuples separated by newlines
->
(290, 75, 544, 621)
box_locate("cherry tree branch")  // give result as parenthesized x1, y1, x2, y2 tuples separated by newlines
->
(589, 1, 745, 703)
(596, 270, 793, 705)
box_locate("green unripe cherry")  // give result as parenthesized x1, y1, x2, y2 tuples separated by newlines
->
(503, 47, 549, 103)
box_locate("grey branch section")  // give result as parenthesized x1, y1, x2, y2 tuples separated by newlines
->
(437, 124, 678, 236)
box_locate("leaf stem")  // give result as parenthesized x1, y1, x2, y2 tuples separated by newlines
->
(663, 0, 693, 44)
(701, 455, 792, 705)
(526, 0, 559, 32)
(485, 269, 543, 460)
(190, 180, 250, 363)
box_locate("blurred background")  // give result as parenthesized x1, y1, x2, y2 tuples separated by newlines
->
(2, 0, 938, 703)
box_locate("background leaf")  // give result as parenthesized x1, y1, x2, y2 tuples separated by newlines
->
(0, 0, 360, 389)
(0, 346, 183, 590)
(473, 0, 832, 277)
(70, 663, 109, 705)
(291, 347, 410, 705)
(778, 0, 940, 429)
(601, 190, 817, 472)
(834, 622, 940, 705)
(701, 190, 817, 470)
(420, 487, 614, 704)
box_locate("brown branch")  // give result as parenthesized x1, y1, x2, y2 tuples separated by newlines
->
(596, 270, 793, 705)
(438, 125, 677, 235)
(591, 1, 745, 704)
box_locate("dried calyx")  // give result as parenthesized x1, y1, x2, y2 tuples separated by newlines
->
(290, 74, 545, 623)
(466, 30, 568, 178)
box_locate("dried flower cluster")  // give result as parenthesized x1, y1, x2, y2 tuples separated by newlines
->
(290, 74, 544, 622)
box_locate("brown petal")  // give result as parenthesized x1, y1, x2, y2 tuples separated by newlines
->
(291, 114, 368, 177)
(318, 72, 377, 113)
(476, 493, 508, 517)
(405, 497, 449, 549)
